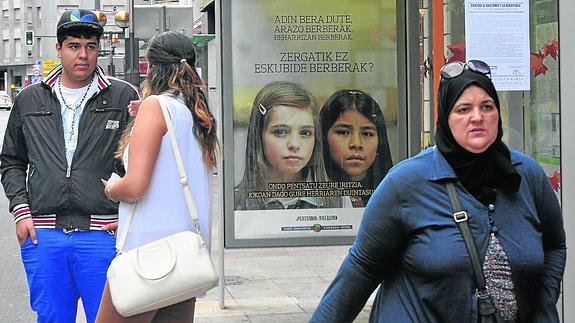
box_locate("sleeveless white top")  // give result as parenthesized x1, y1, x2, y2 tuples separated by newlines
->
(117, 93, 213, 251)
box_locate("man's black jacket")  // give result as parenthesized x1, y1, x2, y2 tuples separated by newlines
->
(0, 66, 139, 230)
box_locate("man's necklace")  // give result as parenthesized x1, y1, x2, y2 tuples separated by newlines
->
(58, 75, 93, 141)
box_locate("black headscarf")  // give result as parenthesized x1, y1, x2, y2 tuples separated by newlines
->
(435, 69, 521, 205)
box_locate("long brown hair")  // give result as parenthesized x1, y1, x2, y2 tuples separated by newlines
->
(320, 89, 393, 185)
(116, 31, 219, 168)
(235, 81, 337, 209)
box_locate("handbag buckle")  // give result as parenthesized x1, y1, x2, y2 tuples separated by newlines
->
(179, 176, 189, 186)
(476, 289, 497, 316)
(453, 211, 468, 222)
(193, 220, 201, 233)
(476, 288, 490, 298)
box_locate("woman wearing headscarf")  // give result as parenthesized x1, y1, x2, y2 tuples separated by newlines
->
(311, 60, 565, 322)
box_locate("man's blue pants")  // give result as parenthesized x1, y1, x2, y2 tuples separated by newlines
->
(20, 229, 116, 323)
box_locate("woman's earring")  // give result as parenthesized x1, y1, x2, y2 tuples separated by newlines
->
(58, 53, 61, 58)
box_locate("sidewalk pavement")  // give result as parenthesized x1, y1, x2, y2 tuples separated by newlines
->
(195, 245, 374, 323)
(193, 183, 375, 323)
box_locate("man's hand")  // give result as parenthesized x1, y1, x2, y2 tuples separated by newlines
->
(102, 221, 118, 236)
(16, 218, 37, 246)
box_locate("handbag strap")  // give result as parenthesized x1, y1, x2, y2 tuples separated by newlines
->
(116, 95, 205, 253)
(445, 182, 486, 290)
(445, 182, 497, 319)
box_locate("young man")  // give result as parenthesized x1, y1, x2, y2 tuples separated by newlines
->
(0, 9, 139, 322)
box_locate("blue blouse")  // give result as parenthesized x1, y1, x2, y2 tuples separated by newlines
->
(311, 147, 565, 323)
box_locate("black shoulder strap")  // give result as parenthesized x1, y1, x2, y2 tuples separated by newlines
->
(445, 182, 498, 320)
(445, 181, 486, 290)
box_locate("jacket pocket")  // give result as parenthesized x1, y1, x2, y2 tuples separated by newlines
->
(93, 107, 121, 113)
(29, 163, 35, 177)
(27, 164, 35, 193)
(25, 111, 53, 117)
(27, 163, 39, 210)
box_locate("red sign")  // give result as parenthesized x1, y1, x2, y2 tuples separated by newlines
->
(139, 59, 149, 76)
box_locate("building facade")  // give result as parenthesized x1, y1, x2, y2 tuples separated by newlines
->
(0, 0, 128, 96)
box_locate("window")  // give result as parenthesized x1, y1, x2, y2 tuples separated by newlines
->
(27, 6, 33, 24)
(37, 6, 42, 26)
(15, 39, 22, 58)
(2, 9, 8, 28)
(14, 8, 21, 21)
(2, 40, 9, 60)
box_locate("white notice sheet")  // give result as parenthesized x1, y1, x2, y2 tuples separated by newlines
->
(465, 0, 530, 91)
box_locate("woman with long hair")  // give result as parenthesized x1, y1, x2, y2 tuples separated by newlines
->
(96, 31, 219, 322)
(320, 89, 393, 207)
(235, 81, 338, 210)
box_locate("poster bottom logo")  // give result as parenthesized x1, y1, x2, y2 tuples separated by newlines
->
(281, 224, 353, 233)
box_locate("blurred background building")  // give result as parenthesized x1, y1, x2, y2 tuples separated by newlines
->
(0, 0, 212, 97)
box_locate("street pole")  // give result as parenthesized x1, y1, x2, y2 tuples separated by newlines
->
(160, 6, 167, 33)
(108, 42, 115, 76)
(125, 0, 140, 85)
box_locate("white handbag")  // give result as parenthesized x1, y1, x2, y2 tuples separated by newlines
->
(106, 97, 218, 317)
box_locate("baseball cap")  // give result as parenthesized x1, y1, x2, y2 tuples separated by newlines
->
(57, 9, 104, 36)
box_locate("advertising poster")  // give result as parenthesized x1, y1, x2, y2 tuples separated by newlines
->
(229, 0, 398, 241)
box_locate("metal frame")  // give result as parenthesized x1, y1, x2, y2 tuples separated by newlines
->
(559, 0, 573, 320)
(219, 0, 416, 248)
(214, 0, 225, 309)
(403, 0, 422, 156)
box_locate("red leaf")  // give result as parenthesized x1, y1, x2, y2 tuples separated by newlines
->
(530, 51, 548, 77)
(548, 171, 561, 192)
(543, 39, 559, 60)
(552, 39, 559, 52)
(447, 38, 466, 63)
